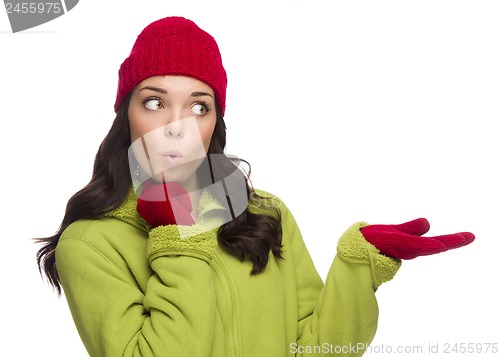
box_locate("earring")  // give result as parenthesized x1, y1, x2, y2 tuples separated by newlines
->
(134, 165, 140, 177)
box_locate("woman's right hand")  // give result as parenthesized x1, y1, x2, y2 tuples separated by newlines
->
(137, 180, 195, 228)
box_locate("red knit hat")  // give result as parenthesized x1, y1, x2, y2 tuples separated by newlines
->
(114, 16, 227, 115)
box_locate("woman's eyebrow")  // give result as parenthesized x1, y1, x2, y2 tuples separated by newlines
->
(139, 86, 167, 94)
(138, 87, 213, 98)
(191, 91, 213, 98)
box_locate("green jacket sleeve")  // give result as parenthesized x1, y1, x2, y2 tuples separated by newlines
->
(56, 220, 222, 357)
(286, 210, 401, 356)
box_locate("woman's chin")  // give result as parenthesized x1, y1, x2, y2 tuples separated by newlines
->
(143, 158, 205, 190)
(149, 169, 195, 189)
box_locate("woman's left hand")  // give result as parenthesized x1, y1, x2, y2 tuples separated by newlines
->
(361, 218, 475, 260)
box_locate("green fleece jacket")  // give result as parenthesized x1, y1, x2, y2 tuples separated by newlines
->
(56, 189, 401, 356)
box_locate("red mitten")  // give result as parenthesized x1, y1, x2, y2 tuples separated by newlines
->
(361, 218, 475, 260)
(137, 180, 195, 228)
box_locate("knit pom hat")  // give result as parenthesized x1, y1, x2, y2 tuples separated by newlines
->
(114, 16, 227, 115)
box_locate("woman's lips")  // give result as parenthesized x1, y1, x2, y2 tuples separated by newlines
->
(161, 150, 184, 166)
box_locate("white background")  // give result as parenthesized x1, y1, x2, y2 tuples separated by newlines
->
(1, 1, 499, 356)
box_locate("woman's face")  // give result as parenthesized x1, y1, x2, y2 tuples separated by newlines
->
(128, 75, 217, 190)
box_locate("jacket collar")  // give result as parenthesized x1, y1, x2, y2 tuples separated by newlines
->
(105, 187, 226, 232)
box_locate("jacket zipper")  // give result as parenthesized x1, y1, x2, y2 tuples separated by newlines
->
(212, 255, 240, 356)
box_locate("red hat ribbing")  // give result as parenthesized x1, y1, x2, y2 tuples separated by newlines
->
(114, 17, 227, 115)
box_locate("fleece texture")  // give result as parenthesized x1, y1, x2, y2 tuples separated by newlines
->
(56, 188, 400, 356)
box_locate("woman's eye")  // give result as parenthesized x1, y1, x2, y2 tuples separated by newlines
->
(143, 98, 163, 111)
(192, 103, 209, 116)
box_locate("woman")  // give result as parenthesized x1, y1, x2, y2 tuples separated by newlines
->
(36, 16, 474, 356)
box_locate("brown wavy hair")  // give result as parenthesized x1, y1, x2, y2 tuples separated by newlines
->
(36, 93, 283, 294)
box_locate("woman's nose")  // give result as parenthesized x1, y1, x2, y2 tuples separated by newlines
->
(164, 115, 184, 138)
